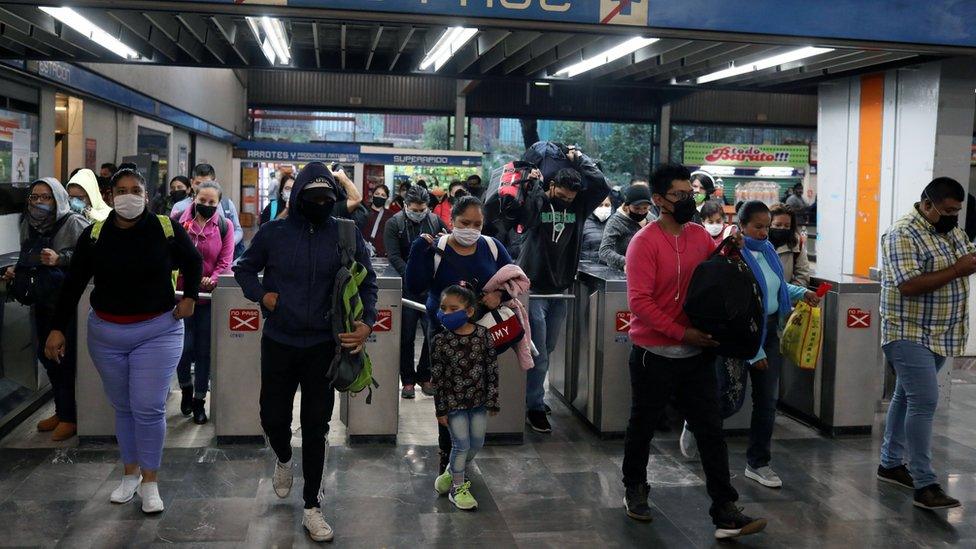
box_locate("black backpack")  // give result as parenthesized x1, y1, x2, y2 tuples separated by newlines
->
(683, 236, 764, 359)
(9, 216, 70, 309)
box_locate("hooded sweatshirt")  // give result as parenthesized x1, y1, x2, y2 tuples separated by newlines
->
(233, 163, 379, 348)
(66, 169, 111, 222)
(18, 177, 91, 271)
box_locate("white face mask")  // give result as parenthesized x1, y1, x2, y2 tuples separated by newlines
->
(114, 193, 146, 220)
(452, 227, 481, 247)
(704, 222, 724, 237)
(594, 206, 611, 222)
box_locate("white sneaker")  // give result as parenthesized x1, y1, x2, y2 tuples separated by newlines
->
(744, 465, 783, 488)
(302, 508, 334, 542)
(273, 460, 293, 498)
(137, 482, 165, 513)
(679, 422, 699, 460)
(110, 474, 142, 504)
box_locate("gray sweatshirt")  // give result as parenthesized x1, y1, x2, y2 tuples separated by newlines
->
(598, 211, 642, 271)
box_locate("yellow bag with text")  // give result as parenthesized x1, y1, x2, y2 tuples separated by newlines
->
(779, 284, 830, 370)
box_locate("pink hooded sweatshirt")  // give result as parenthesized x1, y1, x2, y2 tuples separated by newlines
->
(483, 263, 537, 371)
(178, 204, 235, 297)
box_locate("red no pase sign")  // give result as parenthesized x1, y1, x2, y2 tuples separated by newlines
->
(846, 308, 870, 328)
(229, 309, 260, 332)
(373, 310, 392, 332)
(615, 311, 632, 332)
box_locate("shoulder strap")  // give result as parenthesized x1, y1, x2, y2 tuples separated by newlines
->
(90, 220, 105, 242)
(221, 197, 231, 214)
(482, 235, 499, 261)
(217, 215, 228, 238)
(156, 215, 175, 239)
(336, 218, 357, 266)
(432, 235, 450, 275)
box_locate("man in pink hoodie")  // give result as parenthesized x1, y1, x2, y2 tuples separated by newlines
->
(622, 164, 766, 540)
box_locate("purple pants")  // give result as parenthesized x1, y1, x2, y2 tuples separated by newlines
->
(87, 310, 183, 470)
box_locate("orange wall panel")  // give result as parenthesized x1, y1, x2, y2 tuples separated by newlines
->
(854, 73, 884, 276)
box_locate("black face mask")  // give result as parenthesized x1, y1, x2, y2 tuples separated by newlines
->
(627, 210, 647, 223)
(666, 196, 697, 224)
(301, 199, 334, 225)
(170, 190, 188, 203)
(195, 204, 217, 220)
(372, 196, 387, 208)
(768, 228, 793, 248)
(933, 214, 958, 234)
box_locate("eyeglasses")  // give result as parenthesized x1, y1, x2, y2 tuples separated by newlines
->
(28, 194, 54, 202)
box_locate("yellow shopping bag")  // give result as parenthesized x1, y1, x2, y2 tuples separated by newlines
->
(780, 283, 831, 370)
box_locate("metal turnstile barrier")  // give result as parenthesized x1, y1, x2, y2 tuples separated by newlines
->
(76, 285, 116, 441)
(341, 263, 400, 444)
(779, 273, 883, 436)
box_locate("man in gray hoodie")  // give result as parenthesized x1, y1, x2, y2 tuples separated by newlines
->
(3, 177, 89, 440)
(598, 184, 653, 271)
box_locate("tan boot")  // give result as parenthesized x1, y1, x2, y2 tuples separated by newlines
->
(51, 422, 76, 441)
(36, 414, 59, 432)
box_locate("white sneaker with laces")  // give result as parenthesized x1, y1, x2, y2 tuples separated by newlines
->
(745, 465, 783, 488)
(110, 474, 142, 503)
(302, 508, 335, 542)
(273, 460, 293, 498)
(137, 482, 165, 513)
(679, 422, 698, 460)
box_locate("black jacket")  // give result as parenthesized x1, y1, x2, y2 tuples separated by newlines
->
(382, 211, 447, 278)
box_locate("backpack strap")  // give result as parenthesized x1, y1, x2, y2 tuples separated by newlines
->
(336, 218, 357, 267)
(270, 200, 278, 221)
(217, 215, 228, 238)
(482, 235, 499, 261)
(90, 219, 105, 242)
(220, 197, 232, 217)
(432, 235, 450, 275)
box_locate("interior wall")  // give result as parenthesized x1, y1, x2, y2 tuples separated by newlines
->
(195, 136, 235, 205)
(82, 100, 120, 169)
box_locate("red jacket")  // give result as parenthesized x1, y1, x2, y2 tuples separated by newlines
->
(433, 200, 453, 230)
(626, 222, 716, 347)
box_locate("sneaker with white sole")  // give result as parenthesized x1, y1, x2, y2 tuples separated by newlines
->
(303, 508, 335, 542)
(745, 465, 783, 488)
(679, 422, 698, 460)
(137, 482, 164, 514)
(434, 469, 453, 496)
(273, 460, 293, 498)
(110, 474, 142, 504)
(449, 481, 478, 510)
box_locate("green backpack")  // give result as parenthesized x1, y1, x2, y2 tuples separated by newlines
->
(327, 218, 379, 403)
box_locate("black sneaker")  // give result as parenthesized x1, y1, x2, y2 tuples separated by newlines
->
(711, 503, 767, 539)
(877, 464, 914, 489)
(192, 398, 208, 425)
(401, 384, 416, 399)
(180, 386, 193, 417)
(544, 403, 552, 415)
(913, 484, 961, 510)
(624, 483, 653, 522)
(526, 410, 552, 433)
(420, 382, 435, 397)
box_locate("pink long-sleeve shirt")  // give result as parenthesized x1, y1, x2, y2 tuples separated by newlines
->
(625, 221, 716, 348)
(178, 206, 235, 286)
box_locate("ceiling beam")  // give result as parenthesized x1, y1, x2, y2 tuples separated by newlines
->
(176, 13, 227, 64)
(0, 23, 54, 56)
(340, 23, 346, 70)
(365, 25, 383, 70)
(210, 14, 249, 64)
(521, 34, 602, 76)
(387, 25, 414, 71)
(312, 21, 321, 69)
(109, 10, 178, 62)
(478, 31, 540, 74)
(588, 38, 690, 80)
(502, 32, 571, 75)
(145, 13, 203, 63)
(454, 29, 508, 72)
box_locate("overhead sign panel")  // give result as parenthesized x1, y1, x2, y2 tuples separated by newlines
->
(169, 0, 976, 48)
(234, 140, 484, 166)
(683, 142, 810, 169)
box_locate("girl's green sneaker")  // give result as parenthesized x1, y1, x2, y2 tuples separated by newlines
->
(435, 469, 453, 495)
(449, 481, 478, 510)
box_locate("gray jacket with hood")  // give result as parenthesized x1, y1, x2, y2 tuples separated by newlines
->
(598, 210, 642, 271)
(18, 177, 91, 269)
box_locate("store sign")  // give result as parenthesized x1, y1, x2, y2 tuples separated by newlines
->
(683, 142, 810, 168)
(234, 141, 483, 167)
(373, 310, 393, 332)
(846, 308, 871, 328)
(168, 1, 976, 47)
(229, 309, 260, 332)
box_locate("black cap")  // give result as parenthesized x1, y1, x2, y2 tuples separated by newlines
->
(624, 184, 652, 206)
(294, 162, 338, 201)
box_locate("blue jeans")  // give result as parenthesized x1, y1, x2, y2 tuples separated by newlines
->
(177, 303, 212, 399)
(747, 316, 782, 469)
(526, 297, 568, 412)
(880, 340, 946, 490)
(447, 406, 487, 477)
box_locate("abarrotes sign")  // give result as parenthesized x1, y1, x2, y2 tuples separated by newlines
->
(234, 141, 483, 167)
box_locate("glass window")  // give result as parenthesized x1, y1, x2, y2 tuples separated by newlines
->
(0, 107, 39, 184)
(250, 109, 449, 150)
(669, 123, 816, 164)
(137, 127, 169, 194)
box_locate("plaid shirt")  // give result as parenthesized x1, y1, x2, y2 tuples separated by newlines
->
(881, 206, 974, 356)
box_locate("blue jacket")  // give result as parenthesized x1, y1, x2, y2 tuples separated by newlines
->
(233, 177, 378, 348)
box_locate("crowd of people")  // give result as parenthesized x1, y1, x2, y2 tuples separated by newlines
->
(4, 144, 970, 542)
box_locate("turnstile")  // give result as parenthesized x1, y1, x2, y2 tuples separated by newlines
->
(779, 273, 883, 436)
(486, 294, 528, 444)
(340, 263, 400, 444)
(76, 285, 116, 440)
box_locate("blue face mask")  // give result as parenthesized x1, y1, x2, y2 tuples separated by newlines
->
(69, 197, 87, 214)
(437, 309, 469, 331)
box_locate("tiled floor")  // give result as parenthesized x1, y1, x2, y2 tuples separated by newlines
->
(2, 373, 976, 548)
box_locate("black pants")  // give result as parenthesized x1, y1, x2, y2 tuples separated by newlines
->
(399, 304, 430, 386)
(35, 306, 77, 423)
(260, 336, 336, 509)
(622, 346, 738, 513)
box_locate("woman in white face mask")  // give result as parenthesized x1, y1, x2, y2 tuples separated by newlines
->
(44, 165, 203, 516)
(582, 196, 612, 262)
(700, 199, 733, 245)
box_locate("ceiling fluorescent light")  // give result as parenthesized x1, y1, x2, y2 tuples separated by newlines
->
(697, 46, 834, 84)
(246, 16, 290, 65)
(556, 37, 658, 78)
(419, 27, 478, 71)
(40, 7, 139, 59)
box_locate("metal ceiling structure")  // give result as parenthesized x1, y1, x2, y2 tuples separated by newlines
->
(0, 4, 941, 93)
